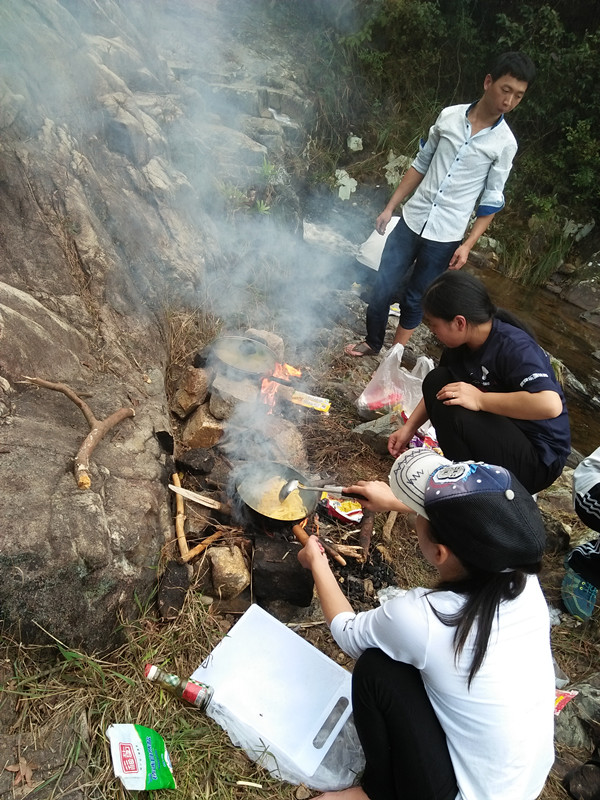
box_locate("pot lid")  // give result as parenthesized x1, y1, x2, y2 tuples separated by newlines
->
(211, 336, 278, 375)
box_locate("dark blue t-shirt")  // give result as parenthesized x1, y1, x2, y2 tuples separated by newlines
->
(440, 317, 571, 468)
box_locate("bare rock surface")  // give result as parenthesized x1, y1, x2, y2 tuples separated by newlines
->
(0, 0, 314, 650)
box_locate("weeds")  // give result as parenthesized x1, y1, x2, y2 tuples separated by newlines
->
(163, 307, 222, 398)
(1, 590, 298, 800)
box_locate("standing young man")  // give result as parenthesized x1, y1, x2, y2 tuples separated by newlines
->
(345, 51, 536, 358)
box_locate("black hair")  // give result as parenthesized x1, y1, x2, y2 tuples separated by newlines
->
(430, 560, 542, 687)
(422, 270, 537, 340)
(489, 51, 536, 85)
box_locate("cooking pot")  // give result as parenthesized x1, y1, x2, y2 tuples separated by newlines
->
(233, 461, 318, 523)
(211, 336, 278, 377)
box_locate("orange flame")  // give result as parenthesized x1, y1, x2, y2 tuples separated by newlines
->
(273, 362, 302, 379)
(260, 362, 301, 413)
(260, 377, 280, 412)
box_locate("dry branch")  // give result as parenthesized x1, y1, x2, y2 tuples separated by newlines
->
(359, 509, 376, 562)
(334, 543, 363, 559)
(182, 529, 225, 563)
(168, 484, 229, 513)
(382, 511, 398, 544)
(21, 376, 135, 489)
(171, 472, 190, 559)
(291, 523, 346, 566)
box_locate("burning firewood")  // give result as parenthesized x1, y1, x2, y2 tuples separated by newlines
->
(21, 376, 135, 489)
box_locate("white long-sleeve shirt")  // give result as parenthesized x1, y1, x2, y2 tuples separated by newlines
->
(403, 103, 518, 242)
(331, 575, 554, 800)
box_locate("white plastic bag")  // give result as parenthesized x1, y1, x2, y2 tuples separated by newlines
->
(192, 604, 365, 791)
(356, 344, 434, 420)
(355, 215, 400, 270)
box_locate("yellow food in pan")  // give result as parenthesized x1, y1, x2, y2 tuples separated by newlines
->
(256, 476, 308, 520)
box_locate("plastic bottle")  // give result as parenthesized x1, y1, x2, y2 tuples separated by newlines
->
(144, 664, 213, 710)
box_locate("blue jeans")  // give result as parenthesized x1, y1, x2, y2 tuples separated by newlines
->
(365, 217, 460, 352)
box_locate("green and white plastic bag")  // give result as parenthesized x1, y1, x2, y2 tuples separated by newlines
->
(106, 723, 176, 790)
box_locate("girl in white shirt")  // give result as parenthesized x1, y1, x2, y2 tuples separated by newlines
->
(298, 448, 554, 800)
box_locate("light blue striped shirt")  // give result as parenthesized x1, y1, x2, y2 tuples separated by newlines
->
(403, 103, 518, 242)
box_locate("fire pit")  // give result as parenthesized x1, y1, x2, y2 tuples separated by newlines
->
(166, 329, 390, 613)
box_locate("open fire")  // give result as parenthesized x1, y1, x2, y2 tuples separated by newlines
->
(260, 363, 331, 414)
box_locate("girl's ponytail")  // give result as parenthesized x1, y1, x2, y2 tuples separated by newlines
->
(430, 563, 541, 687)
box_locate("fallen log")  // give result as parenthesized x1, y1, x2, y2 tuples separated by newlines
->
(20, 376, 135, 489)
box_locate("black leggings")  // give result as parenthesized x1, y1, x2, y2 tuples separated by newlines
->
(422, 367, 561, 494)
(353, 649, 457, 800)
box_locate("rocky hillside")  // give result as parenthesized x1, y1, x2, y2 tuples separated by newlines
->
(0, 0, 318, 650)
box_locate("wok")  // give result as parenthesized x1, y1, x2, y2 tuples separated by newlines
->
(233, 461, 319, 523)
(211, 335, 278, 376)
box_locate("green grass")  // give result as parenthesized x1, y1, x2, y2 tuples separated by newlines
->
(0, 593, 301, 799)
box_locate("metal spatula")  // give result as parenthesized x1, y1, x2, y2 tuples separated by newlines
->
(278, 479, 357, 502)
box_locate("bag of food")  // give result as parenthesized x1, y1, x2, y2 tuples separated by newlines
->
(356, 344, 434, 420)
(106, 723, 176, 791)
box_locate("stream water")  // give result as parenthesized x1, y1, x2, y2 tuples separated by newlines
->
(472, 268, 599, 457)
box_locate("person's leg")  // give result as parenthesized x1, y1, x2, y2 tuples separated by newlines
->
(315, 788, 369, 800)
(562, 489, 600, 619)
(422, 368, 557, 494)
(363, 219, 420, 353)
(568, 490, 600, 588)
(561, 565, 598, 621)
(574, 485, 600, 534)
(394, 238, 460, 343)
(351, 649, 457, 800)
(392, 324, 417, 347)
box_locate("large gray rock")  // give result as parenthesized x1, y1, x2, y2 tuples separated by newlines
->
(0, 0, 313, 650)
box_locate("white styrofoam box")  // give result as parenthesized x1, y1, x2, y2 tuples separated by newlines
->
(191, 603, 353, 779)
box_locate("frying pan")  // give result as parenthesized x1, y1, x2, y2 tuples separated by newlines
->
(211, 335, 278, 377)
(233, 461, 319, 523)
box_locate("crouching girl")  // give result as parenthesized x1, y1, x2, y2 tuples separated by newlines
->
(298, 448, 554, 800)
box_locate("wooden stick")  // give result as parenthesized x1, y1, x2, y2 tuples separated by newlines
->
(182, 529, 224, 562)
(359, 509, 375, 562)
(291, 524, 346, 567)
(168, 484, 228, 512)
(21, 376, 134, 489)
(382, 511, 398, 544)
(171, 473, 189, 559)
(334, 544, 363, 559)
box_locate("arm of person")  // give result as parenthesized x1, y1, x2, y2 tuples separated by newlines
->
(343, 480, 412, 513)
(297, 535, 353, 625)
(448, 212, 495, 270)
(298, 537, 430, 663)
(447, 137, 517, 269)
(438, 382, 563, 419)
(388, 398, 429, 457)
(376, 167, 425, 234)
